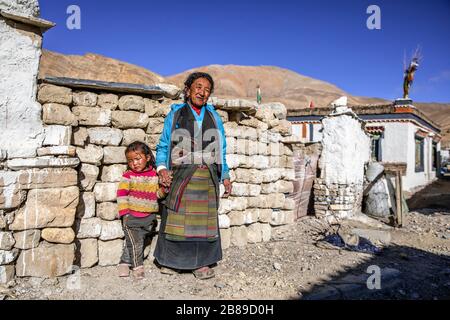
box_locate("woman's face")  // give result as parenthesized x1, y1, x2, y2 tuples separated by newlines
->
(187, 77, 212, 108)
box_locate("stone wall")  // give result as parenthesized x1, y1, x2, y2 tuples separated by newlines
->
(0, 81, 296, 281)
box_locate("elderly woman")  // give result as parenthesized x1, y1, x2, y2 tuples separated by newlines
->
(154, 72, 232, 279)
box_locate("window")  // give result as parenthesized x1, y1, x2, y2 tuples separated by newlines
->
(370, 134, 382, 162)
(415, 136, 424, 172)
(432, 142, 437, 171)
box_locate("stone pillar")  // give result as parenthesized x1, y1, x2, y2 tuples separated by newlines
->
(313, 97, 371, 222)
(0, 0, 50, 159)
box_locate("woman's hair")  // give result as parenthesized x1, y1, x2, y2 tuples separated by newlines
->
(125, 141, 156, 169)
(183, 72, 215, 102)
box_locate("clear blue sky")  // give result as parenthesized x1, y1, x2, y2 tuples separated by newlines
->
(40, 0, 450, 103)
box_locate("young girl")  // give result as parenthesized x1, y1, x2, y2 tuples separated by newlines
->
(117, 141, 168, 280)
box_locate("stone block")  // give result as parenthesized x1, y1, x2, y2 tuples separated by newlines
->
(76, 192, 96, 219)
(118, 95, 145, 112)
(122, 129, 146, 146)
(73, 91, 98, 107)
(43, 103, 78, 126)
(220, 228, 231, 250)
(87, 127, 123, 146)
(218, 198, 232, 215)
(230, 226, 247, 247)
(248, 184, 261, 197)
(101, 164, 126, 182)
(0, 265, 15, 284)
(72, 127, 89, 147)
(261, 223, 272, 242)
(99, 220, 124, 241)
(94, 182, 118, 202)
(6, 157, 80, 171)
(244, 209, 259, 224)
(247, 155, 269, 169)
(229, 197, 248, 211)
(10, 186, 79, 230)
(111, 111, 149, 129)
(72, 106, 112, 126)
(98, 93, 119, 110)
(241, 127, 258, 141)
(76, 217, 102, 239)
(0, 185, 26, 210)
(146, 117, 165, 134)
(258, 209, 272, 223)
(247, 223, 263, 243)
(0, 249, 19, 265)
(38, 84, 72, 105)
(79, 163, 99, 191)
(13, 230, 40, 249)
(37, 146, 76, 157)
(228, 211, 245, 226)
(230, 183, 248, 197)
(225, 137, 236, 154)
(145, 134, 160, 150)
(78, 238, 98, 268)
(260, 168, 282, 183)
(103, 146, 127, 164)
(97, 202, 118, 221)
(16, 242, 75, 277)
(218, 214, 230, 229)
(98, 239, 123, 266)
(76, 144, 103, 165)
(283, 198, 296, 210)
(43, 125, 72, 146)
(41, 228, 75, 244)
(0, 232, 15, 250)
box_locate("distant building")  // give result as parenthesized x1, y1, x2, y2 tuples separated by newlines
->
(287, 103, 442, 192)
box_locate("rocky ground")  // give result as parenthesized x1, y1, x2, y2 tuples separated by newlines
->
(2, 207, 449, 301)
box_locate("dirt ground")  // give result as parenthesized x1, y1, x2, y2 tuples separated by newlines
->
(3, 206, 449, 300)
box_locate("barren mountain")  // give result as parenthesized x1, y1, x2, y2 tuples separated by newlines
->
(39, 50, 450, 147)
(39, 50, 165, 85)
(167, 65, 387, 109)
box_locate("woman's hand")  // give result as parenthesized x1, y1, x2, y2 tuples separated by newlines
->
(223, 179, 232, 198)
(158, 169, 173, 187)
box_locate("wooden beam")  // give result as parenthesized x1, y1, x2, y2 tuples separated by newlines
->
(0, 10, 55, 31)
(40, 77, 165, 97)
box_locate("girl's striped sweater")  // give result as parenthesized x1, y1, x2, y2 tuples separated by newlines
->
(116, 168, 166, 218)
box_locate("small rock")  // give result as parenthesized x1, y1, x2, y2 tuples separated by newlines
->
(215, 283, 225, 289)
(273, 262, 282, 270)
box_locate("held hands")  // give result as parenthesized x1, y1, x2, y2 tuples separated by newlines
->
(223, 179, 232, 198)
(158, 169, 173, 187)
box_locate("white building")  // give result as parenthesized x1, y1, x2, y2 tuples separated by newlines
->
(288, 103, 442, 192)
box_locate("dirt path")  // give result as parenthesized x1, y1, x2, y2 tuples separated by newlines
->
(4, 209, 450, 300)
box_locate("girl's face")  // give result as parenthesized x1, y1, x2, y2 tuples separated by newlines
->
(126, 150, 150, 172)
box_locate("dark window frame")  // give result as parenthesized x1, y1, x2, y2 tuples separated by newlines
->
(370, 133, 383, 162)
(415, 135, 425, 172)
(432, 141, 437, 171)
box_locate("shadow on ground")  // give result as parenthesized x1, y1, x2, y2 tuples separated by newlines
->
(299, 243, 450, 300)
(407, 178, 450, 211)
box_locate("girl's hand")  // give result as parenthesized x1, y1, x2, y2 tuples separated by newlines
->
(158, 169, 173, 187)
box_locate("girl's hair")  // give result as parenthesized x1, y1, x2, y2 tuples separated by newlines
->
(183, 72, 215, 103)
(125, 141, 156, 169)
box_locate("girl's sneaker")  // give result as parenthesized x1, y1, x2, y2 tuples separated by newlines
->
(133, 266, 145, 280)
(118, 264, 130, 277)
